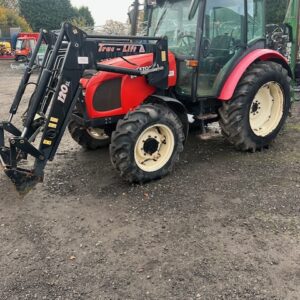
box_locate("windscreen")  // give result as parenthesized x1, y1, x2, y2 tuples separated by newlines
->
(16, 39, 24, 50)
(148, 0, 199, 56)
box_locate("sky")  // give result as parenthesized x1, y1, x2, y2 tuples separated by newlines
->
(71, 0, 135, 26)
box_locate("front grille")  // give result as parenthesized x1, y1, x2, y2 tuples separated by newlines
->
(93, 78, 122, 112)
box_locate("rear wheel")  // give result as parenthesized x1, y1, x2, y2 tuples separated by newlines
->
(219, 61, 291, 151)
(16, 55, 27, 62)
(110, 103, 184, 183)
(68, 120, 110, 150)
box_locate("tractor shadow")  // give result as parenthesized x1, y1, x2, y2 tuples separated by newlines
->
(43, 131, 276, 204)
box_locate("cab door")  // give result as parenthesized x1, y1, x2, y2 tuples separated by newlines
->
(197, 0, 246, 98)
(152, 0, 201, 97)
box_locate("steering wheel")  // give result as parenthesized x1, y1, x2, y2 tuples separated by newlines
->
(177, 32, 196, 56)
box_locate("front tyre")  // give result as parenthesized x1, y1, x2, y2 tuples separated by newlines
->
(110, 103, 185, 183)
(219, 61, 291, 151)
(16, 55, 27, 62)
(68, 120, 110, 150)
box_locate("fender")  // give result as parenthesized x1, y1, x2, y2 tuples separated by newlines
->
(218, 49, 292, 101)
(148, 95, 189, 140)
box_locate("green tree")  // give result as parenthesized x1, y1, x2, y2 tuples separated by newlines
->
(71, 16, 89, 28)
(19, 0, 77, 31)
(102, 20, 127, 35)
(266, 0, 289, 24)
(73, 6, 94, 27)
(0, 0, 19, 12)
(0, 6, 31, 31)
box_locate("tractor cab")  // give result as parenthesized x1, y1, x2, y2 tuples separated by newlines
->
(147, 0, 265, 98)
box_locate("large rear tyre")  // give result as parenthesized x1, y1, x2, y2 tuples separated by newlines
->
(219, 61, 291, 151)
(110, 103, 185, 183)
(16, 55, 27, 62)
(68, 120, 110, 150)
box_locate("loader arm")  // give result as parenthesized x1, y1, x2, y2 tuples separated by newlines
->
(0, 23, 169, 193)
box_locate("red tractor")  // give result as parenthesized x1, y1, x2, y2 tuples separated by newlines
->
(0, 0, 299, 193)
(15, 32, 40, 62)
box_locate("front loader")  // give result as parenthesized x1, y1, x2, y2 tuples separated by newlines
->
(0, 24, 171, 192)
(0, 0, 299, 193)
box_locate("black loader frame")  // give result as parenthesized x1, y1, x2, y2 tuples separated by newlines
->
(0, 23, 169, 193)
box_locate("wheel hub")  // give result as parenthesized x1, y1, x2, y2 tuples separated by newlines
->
(251, 101, 260, 115)
(143, 138, 160, 155)
(249, 81, 284, 137)
(134, 124, 175, 172)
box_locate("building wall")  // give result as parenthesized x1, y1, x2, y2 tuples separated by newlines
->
(0, 26, 20, 39)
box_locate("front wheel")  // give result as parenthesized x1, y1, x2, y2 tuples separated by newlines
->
(68, 120, 110, 150)
(219, 61, 291, 151)
(110, 103, 185, 183)
(16, 55, 27, 62)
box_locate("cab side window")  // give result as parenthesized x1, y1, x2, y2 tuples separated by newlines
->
(197, 0, 245, 97)
(247, 0, 264, 43)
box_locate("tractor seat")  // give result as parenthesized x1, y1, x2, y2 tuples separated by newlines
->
(208, 34, 232, 57)
(203, 35, 233, 74)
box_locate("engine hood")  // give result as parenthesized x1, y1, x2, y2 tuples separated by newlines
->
(81, 51, 177, 120)
(80, 52, 177, 88)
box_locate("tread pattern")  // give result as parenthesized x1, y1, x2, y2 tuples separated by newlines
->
(219, 61, 291, 152)
(110, 103, 185, 183)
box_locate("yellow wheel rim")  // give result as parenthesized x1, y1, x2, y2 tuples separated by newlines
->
(249, 81, 284, 137)
(134, 124, 175, 172)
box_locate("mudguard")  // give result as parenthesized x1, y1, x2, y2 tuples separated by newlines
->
(148, 95, 189, 141)
(218, 49, 292, 101)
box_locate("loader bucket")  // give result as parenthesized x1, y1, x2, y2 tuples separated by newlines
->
(0, 146, 43, 194)
(0, 147, 11, 166)
(3, 167, 43, 195)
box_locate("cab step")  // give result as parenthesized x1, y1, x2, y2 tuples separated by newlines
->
(199, 131, 222, 140)
(195, 113, 219, 121)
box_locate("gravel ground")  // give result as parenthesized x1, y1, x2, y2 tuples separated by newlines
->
(0, 60, 299, 300)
